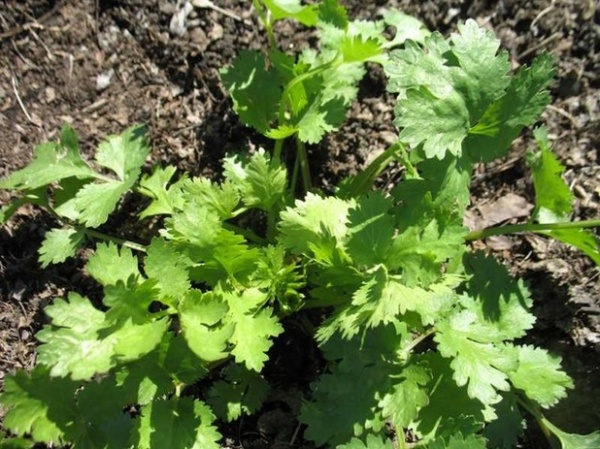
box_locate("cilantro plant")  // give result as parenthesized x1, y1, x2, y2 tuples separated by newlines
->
(1, 1, 600, 448)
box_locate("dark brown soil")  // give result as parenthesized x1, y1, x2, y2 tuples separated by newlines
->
(0, 1, 599, 448)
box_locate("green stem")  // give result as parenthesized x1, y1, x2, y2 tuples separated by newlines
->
(516, 396, 556, 448)
(403, 328, 436, 356)
(277, 57, 342, 124)
(83, 228, 147, 253)
(273, 138, 285, 163)
(266, 208, 277, 243)
(464, 218, 600, 242)
(222, 222, 268, 245)
(290, 148, 300, 196)
(253, 0, 276, 49)
(343, 142, 404, 198)
(296, 139, 312, 193)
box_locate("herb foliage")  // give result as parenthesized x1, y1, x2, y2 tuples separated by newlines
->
(1, 1, 599, 448)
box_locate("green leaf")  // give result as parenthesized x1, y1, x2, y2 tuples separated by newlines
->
(482, 393, 524, 449)
(265, 124, 298, 139)
(114, 334, 209, 406)
(36, 292, 167, 380)
(94, 125, 149, 181)
(527, 126, 573, 222)
(508, 345, 573, 408)
(538, 228, 600, 266)
(413, 352, 487, 439)
(144, 237, 192, 303)
(340, 36, 383, 63)
(336, 434, 393, 449)
(74, 376, 135, 448)
(0, 188, 48, 224)
(464, 53, 555, 162)
(463, 252, 535, 342)
(0, 367, 78, 445)
(318, 0, 348, 29)
(221, 51, 282, 134)
(301, 326, 403, 446)
(387, 20, 512, 159)
(427, 433, 487, 449)
(0, 436, 34, 449)
(207, 363, 270, 421)
(382, 9, 430, 46)
(183, 177, 239, 219)
(279, 193, 355, 255)
(36, 293, 112, 379)
(223, 150, 287, 211)
(346, 192, 395, 266)
(435, 315, 518, 405)
(223, 288, 283, 371)
(112, 318, 170, 362)
(138, 166, 185, 218)
(179, 289, 232, 362)
(86, 242, 140, 286)
(163, 204, 222, 249)
(322, 268, 457, 340)
(134, 398, 221, 449)
(251, 244, 305, 312)
(261, 0, 319, 26)
(542, 418, 600, 449)
(0, 125, 96, 190)
(71, 179, 131, 227)
(296, 97, 347, 144)
(387, 220, 466, 286)
(38, 227, 85, 267)
(379, 363, 430, 428)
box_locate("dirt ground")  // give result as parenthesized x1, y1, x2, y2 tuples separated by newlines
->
(0, 0, 598, 448)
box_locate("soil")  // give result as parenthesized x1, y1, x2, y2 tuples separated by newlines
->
(0, 0, 599, 448)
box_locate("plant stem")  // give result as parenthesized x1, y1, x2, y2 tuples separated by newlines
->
(464, 218, 600, 241)
(83, 228, 147, 253)
(266, 208, 277, 243)
(253, 0, 276, 49)
(273, 138, 284, 163)
(223, 222, 268, 245)
(276, 57, 342, 124)
(296, 139, 312, 192)
(403, 328, 436, 356)
(516, 396, 556, 448)
(343, 142, 404, 198)
(290, 148, 300, 196)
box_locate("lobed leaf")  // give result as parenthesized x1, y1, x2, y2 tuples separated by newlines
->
(464, 53, 555, 162)
(207, 363, 270, 422)
(434, 316, 517, 405)
(86, 242, 140, 286)
(0, 367, 78, 445)
(336, 434, 393, 449)
(38, 227, 85, 267)
(223, 149, 287, 211)
(527, 126, 573, 222)
(223, 288, 283, 371)
(179, 289, 232, 362)
(508, 345, 573, 408)
(542, 419, 600, 449)
(261, 0, 319, 26)
(0, 125, 96, 190)
(221, 50, 282, 134)
(138, 166, 185, 218)
(134, 398, 221, 449)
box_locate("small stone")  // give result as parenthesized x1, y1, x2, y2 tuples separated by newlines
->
(96, 68, 114, 91)
(190, 27, 207, 46)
